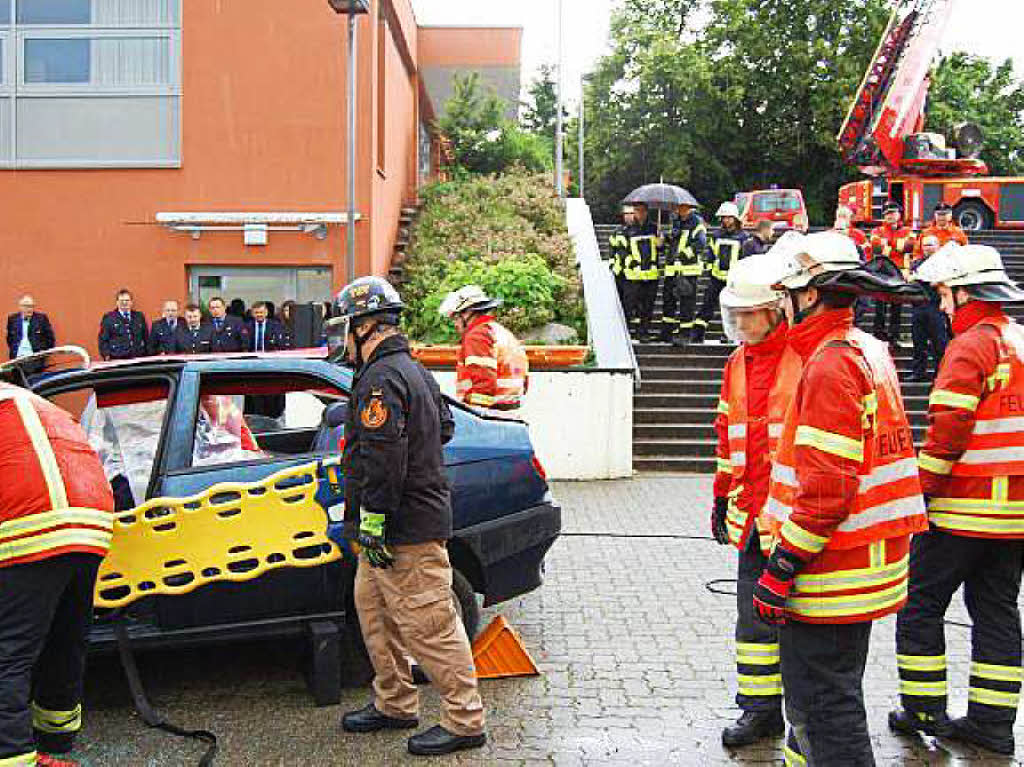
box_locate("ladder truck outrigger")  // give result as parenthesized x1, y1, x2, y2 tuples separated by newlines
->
(837, 0, 1024, 231)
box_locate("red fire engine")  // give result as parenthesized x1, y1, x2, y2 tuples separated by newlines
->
(734, 188, 808, 231)
(837, 0, 1024, 231)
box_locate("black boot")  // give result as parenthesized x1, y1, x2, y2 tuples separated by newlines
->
(407, 725, 486, 756)
(341, 703, 418, 733)
(690, 325, 707, 345)
(721, 710, 785, 747)
(946, 716, 1015, 755)
(888, 708, 954, 737)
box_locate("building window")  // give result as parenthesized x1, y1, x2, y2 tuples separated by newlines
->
(376, 15, 386, 174)
(0, 0, 182, 168)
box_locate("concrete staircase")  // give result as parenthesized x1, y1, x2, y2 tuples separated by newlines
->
(387, 205, 421, 286)
(593, 225, 1024, 473)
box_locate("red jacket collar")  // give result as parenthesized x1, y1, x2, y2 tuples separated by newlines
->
(952, 300, 1005, 336)
(464, 314, 494, 334)
(787, 308, 854, 361)
(746, 321, 789, 358)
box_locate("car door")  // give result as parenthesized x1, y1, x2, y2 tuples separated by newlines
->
(144, 364, 352, 631)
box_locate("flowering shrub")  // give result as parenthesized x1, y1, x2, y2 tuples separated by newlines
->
(402, 170, 586, 344)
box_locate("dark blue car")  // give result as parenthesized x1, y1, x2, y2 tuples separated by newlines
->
(26, 351, 560, 695)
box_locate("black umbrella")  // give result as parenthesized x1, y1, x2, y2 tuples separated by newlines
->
(623, 183, 701, 212)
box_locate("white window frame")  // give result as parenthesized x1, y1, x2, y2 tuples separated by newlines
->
(1, 0, 182, 169)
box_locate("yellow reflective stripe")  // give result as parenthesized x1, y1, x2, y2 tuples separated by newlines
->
(898, 654, 946, 672)
(794, 425, 864, 462)
(716, 457, 732, 474)
(737, 673, 783, 695)
(0, 508, 113, 543)
(788, 579, 906, 617)
(794, 555, 907, 594)
(736, 643, 780, 666)
(972, 662, 1024, 683)
(986, 362, 1011, 391)
(993, 475, 1010, 502)
(930, 513, 1024, 535)
(901, 680, 948, 696)
(929, 389, 980, 410)
(862, 391, 878, 428)
(784, 745, 806, 766)
(780, 520, 828, 554)
(0, 752, 37, 766)
(464, 355, 498, 369)
(969, 687, 1020, 707)
(31, 702, 82, 734)
(929, 496, 1024, 515)
(918, 452, 954, 475)
(13, 396, 68, 511)
(0, 528, 111, 565)
(717, 399, 730, 415)
(466, 393, 496, 406)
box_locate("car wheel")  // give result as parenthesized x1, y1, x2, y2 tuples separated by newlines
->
(452, 568, 481, 641)
(954, 200, 992, 231)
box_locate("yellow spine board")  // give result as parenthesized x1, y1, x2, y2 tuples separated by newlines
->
(96, 461, 340, 609)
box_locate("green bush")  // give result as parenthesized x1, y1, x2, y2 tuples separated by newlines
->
(401, 170, 586, 345)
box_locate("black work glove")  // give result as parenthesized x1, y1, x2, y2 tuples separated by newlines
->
(357, 509, 395, 569)
(711, 497, 730, 545)
(753, 546, 804, 626)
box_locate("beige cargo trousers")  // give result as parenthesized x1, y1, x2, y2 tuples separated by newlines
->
(354, 540, 485, 736)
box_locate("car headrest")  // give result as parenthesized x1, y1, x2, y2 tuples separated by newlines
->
(323, 401, 349, 428)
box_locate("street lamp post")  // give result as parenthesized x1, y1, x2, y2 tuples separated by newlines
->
(578, 94, 584, 198)
(554, 0, 564, 198)
(328, 0, 370, 282)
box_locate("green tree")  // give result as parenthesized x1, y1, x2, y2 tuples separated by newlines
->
(928, 53, 1024, 176)
(521, 64, 569, 139)
(436, 72, 551, 175)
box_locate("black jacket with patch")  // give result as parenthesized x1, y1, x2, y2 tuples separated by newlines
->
(342, 334, 455, 545)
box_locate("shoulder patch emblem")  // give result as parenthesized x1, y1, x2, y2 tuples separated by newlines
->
(360, 397, 388, 429)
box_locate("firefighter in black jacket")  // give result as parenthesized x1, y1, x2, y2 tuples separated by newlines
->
(622, 203, 661, 340)
(693, 202, 748, 345)
(329, 277, 486, 758)
(664, 201, 710, 345)
(607, 205, 634, 309)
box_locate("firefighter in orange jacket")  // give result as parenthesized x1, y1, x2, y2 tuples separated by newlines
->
(712, 252, 802, 747)
(751, 231, 929, 764)
(916, 201, 969, 255)
(890, 243, 1024, 756)
(869, 202, 917, 346)
(439, 285, 528, 412)
(0, 382, 115, 767)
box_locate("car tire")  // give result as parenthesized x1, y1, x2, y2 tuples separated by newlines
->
(452, 568, 481, 642)
(954, 200, 992, 231)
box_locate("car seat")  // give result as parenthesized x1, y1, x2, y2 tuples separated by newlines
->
(313, 401, 348, 454)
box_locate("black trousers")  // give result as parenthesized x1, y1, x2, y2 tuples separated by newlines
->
(781, 620, 875, 766)
(671, 276, 699, 333)
(896, 530, 1024, 731)
(0, 554, 100, 760)
(625, 280, 658, 331)
(660, 276, 680, 334)
(910, 303, 949, 379)
(735, 535, 781, 711)
(697, 277, 726, 338)
(614, 274, 628, 310)
(872, 300, 902, 342)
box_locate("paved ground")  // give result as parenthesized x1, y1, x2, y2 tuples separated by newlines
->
(76, 477, 1021, 765)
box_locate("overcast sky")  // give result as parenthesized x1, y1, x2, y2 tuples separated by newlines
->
(411, 0, 1023, 109)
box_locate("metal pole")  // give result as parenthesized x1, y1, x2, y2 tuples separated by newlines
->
(346, 13, 358, 281)
(578, 94, 584, 198)
(554, 0, 564, 197)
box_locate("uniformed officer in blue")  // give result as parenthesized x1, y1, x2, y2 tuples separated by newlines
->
(98, 288, 148, 360)
(328, 276, 486, 757)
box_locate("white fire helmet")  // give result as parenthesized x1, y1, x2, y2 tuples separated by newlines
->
(768, 230, 863, 291)
(912, 242, 1024, 302)
(719, 251, 786, 343)
(715, 201, 741, 220)
(438, 285, 502, 318)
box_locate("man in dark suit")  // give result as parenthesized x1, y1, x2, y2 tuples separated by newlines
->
(148, 300, 182, 355)
(207, 296, 248, 353)
(247, 302, 292, 352)
(6, 295, 55, 360)
(98, 289, 148, 361)
(175, 304, 213, 354)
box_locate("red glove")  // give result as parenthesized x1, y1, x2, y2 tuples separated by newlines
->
(752, 547, 803, 626)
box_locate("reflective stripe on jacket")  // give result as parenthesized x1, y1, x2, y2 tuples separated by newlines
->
(608, 230, 629, 276)
(765, 312, 927, 623)
(715, 324, 800, 553)
(623, 232, 660, 281)
(919, 306, 1024, 539)
(869, 224, 917, 270)
(0, 384, 114, 568)
(709, 228, 749, 281)
(456, 316, 529, 410)
(666, 215, 708, 277)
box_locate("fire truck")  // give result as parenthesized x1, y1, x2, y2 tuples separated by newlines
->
(734, 188, 808, 231)
(836, 0, 1024, 231)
